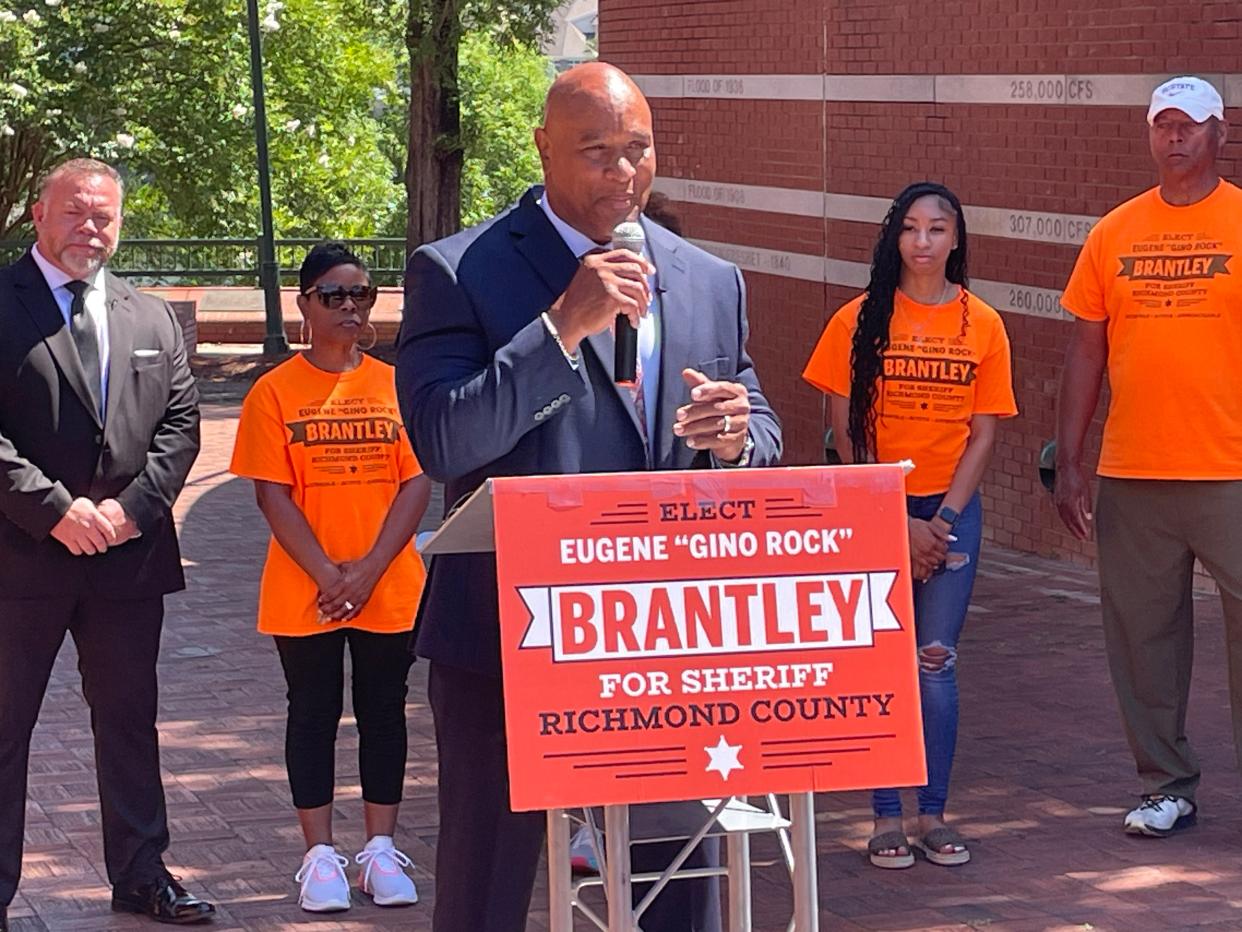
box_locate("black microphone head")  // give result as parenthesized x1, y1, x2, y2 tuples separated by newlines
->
(611, 221, 646, 254)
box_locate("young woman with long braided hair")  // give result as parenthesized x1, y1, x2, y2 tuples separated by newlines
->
(804, 182, 1018, 869)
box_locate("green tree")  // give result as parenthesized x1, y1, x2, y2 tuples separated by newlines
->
(0, 0, 405, 239)
(125, 0, 406, 239)
(403, 0, 561, 251)
(0, 0, 184, 236)
(2, 0, 563, 245)
(249, 0, 405, 238)
(458, 30, 550, 227)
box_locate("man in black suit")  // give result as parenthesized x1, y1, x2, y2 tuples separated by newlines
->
(398, 63, 781, 930)
(0, 159, 212, 927)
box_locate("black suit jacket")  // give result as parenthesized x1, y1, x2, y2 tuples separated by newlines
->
(0, 252, 201, 599)
(397, 186, 781, 675)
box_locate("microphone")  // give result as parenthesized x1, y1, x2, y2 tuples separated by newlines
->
(611, 220, 646, 386)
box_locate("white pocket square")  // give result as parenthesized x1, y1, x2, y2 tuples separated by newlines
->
(133, 348, 162, 358)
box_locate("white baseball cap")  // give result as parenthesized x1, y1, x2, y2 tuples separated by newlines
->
(1147, 76, 1225, 124)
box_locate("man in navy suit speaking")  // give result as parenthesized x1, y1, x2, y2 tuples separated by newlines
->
(397, 62, 781, 931)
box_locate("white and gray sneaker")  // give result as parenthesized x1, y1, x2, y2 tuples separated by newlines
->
(355, 835, 418, 906)
(1123, 795, 1197, 837)
(294, 843, 351, 912)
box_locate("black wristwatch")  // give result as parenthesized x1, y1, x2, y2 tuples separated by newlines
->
(935, 505, 959, 528)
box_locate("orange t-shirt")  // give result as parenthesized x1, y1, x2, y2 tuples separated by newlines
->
(229, 353, 426, 636)
(803, 289, 1018, 495)
(1062, 180, 1242, 480)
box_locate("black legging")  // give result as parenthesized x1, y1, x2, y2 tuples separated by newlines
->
(274, 628, 413, 809)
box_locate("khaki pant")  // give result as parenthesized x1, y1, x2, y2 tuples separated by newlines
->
(1096, 478, 1242, 800)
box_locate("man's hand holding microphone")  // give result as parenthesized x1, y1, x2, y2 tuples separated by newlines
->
(543, 227, 654, 358)
(545, 220, 751, 463)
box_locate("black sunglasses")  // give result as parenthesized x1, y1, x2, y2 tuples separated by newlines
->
(303, 283, 378, 309)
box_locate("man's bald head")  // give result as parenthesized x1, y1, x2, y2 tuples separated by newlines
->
(542, 62, 651, 128)
(535, 62, 656, 243)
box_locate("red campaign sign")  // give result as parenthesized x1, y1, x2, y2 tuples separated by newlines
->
(492, 465, 926, 811)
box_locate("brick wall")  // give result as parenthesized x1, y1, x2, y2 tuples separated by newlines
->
(601, 0, 825, 73)
(823, 1, 1241, 76)
(600, 0, 1241, 566)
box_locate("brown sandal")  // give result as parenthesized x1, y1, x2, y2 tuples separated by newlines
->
(914, 826, 971, 866)
(867, 830, 915, 869)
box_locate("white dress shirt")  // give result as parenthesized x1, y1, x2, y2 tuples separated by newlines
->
(538, 194, 661, 443)
(31, 244, 110, 409)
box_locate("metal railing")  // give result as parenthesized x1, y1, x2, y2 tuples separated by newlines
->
(0, 238, 408, 287)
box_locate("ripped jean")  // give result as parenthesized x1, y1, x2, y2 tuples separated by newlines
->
(873, 491, 982, 819)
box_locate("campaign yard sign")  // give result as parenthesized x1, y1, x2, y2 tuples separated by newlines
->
(492, 465, 925, 811)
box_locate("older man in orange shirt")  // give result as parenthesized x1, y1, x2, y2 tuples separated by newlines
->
(1056, 76, 1240, 838)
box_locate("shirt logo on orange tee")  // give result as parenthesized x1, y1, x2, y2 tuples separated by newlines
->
(883, 356, 977, 386)
(287, 416, 402, 446)
(1117, 254, 1231, 281)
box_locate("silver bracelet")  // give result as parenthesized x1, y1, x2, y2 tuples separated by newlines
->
(541, 311, 580, 369)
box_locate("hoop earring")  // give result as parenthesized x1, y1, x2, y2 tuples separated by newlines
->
(359, 322, 378, 351)
(299, 320, 311, 346)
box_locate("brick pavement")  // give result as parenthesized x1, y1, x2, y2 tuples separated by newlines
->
(8, 401, 1242, 931)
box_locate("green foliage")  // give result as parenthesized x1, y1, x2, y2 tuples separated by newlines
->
(459, 30, 550, 227)
(253, 0, 405, 238)
(406, 0, 558, 61)
(0, 0, 561, 239)
(461, 1, 558, 45)
(0, 0, 407, 238)
(0, 0, 184, 234)
(127, 0, 407, 239)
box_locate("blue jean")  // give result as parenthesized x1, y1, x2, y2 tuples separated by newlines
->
(873, 491, 982, 818)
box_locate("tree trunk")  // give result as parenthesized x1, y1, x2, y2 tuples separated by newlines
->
(0, 127, 48, 239)
(405, 0, 464, 254)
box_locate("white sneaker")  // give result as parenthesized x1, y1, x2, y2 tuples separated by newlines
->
(294, 844, 351, 912)
(355, 835, 418, 906)
(1123, 795, 1197, 837)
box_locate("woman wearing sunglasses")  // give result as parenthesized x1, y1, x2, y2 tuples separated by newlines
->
(230, 242, 431, 912)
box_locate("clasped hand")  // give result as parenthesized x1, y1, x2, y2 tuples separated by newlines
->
(50, 497, 140, 555)
(316, 559, 380, 624)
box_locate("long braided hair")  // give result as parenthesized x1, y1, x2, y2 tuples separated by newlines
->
(847, 182, 970, 463)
